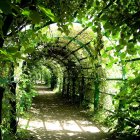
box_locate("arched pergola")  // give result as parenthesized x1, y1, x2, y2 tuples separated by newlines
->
(28, 23, 100, 107)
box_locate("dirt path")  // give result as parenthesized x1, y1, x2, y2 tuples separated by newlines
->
(19, 84, 108, 140)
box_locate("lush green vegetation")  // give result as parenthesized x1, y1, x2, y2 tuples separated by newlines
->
(0, 0, 140, 139)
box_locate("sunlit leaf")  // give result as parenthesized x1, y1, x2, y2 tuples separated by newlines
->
(38, 5, 55, 21)
(22, 10, 30, 17)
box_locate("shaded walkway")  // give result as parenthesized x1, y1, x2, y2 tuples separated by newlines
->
(19, 84, 108, 140)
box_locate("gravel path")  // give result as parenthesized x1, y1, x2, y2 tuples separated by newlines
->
(19, 84, 108, 140)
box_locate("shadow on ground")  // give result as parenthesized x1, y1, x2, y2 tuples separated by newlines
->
(19, 84, 110, 140)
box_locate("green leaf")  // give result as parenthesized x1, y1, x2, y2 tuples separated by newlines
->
(127, 42, 134, 49)
(112, 30, 120, 39)
(96, 0, 100, 6)
(104, 22, 111, 30)
(106, 62, 113, 68)
(92, 26, 98, 32)
(100, 14, 107, 21)
(13, 52, 22, 59)
(6, 47, 18, 53)
(22, 10, 30, 17)
(104, 31, 110, 37)
(130, 102, 139, 107)
(127, 43, 136, 55)
(102, 52, 108, 58)
(38, 5, 55, 21)
(119, 38, 127, 46)
(0, 49, 7, 55)
(106, 46, 113, 51)
(87, 22, 93, 27)
(119, 52, 126, 59)
(0, 77, 8, 84)
(30, 10, 41, 24)
(115, 45, 123, 52)
(16, 0, 21, 3)
(24, 47, 35, 54)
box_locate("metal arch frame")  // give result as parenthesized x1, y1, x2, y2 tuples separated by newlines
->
(43, 56, 67, 74)
(43, 23, 95, 62)
(43, 58, 65, 74)
(49, 36, 94, 60)
(62, 36, 94, 59)
(44, 54, 82, 75)
(61, 26, 89, 50)
(48, 47, 86, 75)
(35, 22, 96, 74)
(42, 44, 84, 75)
(42, 42, 94, 75)
(43, 59, 64, 82)
(32, 23, 95, 77)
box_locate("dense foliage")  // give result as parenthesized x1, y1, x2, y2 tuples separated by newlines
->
(0, 0, 140, 139)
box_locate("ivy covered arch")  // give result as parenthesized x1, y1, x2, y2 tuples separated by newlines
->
(25, 23, 101, 106)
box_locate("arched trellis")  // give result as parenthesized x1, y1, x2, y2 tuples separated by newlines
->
(26, 23, 102, 107)
(39, 40, 94, 74)
(42, 23, 96, 76)
(29, 48, 86, 102)
(28, 47, 91, 104)
(43, 62, 59, 90)
(43, 58, 66, 91)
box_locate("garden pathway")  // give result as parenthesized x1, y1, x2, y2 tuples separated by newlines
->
(19, 84, 108, 140)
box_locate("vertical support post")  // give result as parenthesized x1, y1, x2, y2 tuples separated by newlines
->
(0, 87, 5, 140)
(94, 72, 100, 112)
(51, 74, 57, 90)
(80, 76, 85, 104)
(9, 82, 17, 134)
(62, 76, 66, 97)
(66, 68, 70, 98)
(117, 63, 126, 128)
(41, 70, 43, 84)
(9, 62, 17, 134)
(72, 76, 76, 103)
(66, 78, 70, 98)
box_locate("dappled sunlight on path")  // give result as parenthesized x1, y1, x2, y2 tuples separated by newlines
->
(19, 84, 107, 140)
